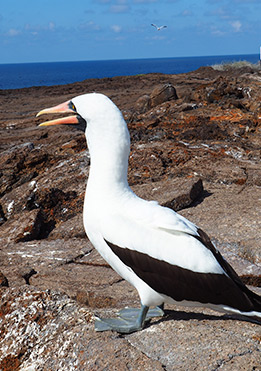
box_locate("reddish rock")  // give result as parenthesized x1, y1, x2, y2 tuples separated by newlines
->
(0, 67, 261, 369)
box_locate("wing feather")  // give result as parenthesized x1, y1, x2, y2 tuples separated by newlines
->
(105, 239, 261, 312)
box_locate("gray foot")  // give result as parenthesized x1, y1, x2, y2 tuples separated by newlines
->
(95, 304, 165, 333)
(119, 305, 164, 320)
(95, 304, 149, 334)
(95, 316, 144, 333)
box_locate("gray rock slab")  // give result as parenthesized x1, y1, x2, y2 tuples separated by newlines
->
(127, 308, 261, 370)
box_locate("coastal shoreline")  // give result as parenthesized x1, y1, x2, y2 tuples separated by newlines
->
(0, 53, 259, 90)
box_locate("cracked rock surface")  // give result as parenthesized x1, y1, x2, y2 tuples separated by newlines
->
(0, 67, 261, 369)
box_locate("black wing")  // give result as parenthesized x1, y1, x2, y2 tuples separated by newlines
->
(105, 231, 261, 314)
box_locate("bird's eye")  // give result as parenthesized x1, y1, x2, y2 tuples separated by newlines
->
(70, 101, 76, 112)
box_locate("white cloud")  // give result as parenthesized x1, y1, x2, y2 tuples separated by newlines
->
(206, 6, 231, 20)
(109, 0, 130, 13)
(7, 28, 20, 37)
(49, 22, 55, 31)
(79, 21, 101, 31)
(211, 27, 225, 36)
(111, 24, 122, 33)
(230, 20, 242, 32)
(110, 4, 129, 13)
(181, 9, 193, 17)
(150, 34, 166, 41)
(24, 22, 56, 33)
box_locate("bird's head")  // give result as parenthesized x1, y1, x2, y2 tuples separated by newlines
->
(37, 92, 130, 161)
(36, 93, 120, 133)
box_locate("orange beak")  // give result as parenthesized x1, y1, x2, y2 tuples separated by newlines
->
(36, 100, 79, 126)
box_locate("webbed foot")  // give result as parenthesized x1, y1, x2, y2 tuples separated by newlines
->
(95, 315, 145, 333)
(95, 304, 164, 333)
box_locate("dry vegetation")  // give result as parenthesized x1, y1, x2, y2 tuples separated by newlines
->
(212, 60, 261, 71)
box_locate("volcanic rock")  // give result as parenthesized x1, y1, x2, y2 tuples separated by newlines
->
(150, 83, 178, 106)
(0, 67, 261, 369)
(135, 83, 178, 114)
(0, 272, 8, 287)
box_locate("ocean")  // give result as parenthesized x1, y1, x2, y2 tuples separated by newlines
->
(0, 54, 259, 90)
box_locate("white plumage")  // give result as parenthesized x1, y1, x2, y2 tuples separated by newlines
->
(37, 92, 261, 333)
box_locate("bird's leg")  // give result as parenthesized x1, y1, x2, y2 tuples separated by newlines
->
(95, 304, 149, 333)
(119, 303, 164, 320)
(158, 303, 164, 312)
(95, 303, 165, 333)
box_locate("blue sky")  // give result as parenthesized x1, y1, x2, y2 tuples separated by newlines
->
(1, 0, 260, 63)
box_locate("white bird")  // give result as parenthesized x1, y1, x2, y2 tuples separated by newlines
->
(151, 23, 167, 31)
(37, 93, 261, 333)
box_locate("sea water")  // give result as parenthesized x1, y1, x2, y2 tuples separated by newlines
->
(0, 54, 259, 90)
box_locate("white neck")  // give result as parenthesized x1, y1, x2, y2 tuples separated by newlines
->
(85, 113, 131, 196)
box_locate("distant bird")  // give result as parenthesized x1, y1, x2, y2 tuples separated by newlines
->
(37, 93, 261, 334)
(151, 23, 167, 31)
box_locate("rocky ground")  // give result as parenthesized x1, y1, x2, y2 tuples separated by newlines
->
(0, 66, 261, 370)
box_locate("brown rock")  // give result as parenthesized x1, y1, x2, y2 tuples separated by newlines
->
(135, 94, 151, 113)
(135, 83, 178, 114)
(0, 143, 48, 197)
(238, 237, 261, 265)
(132, 177, 204, 212)
(2, 209, 45, 242)
(162, 178, 204, 211)
(25, 187, 78, 222)
(0, 272, 8, 287)
(0, 204, 6, 226)
(150, 83, 178, 107)
(247, 168, 261, 187)
(75, 290, 117, 308)
(206, 77, 244, 103)
(47, 214, 85, 240)
(20, 267, 37, 285)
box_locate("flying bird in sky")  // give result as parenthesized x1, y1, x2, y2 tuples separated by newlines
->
(151, 23, 167, 31)
(37, 93, 261, 334)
